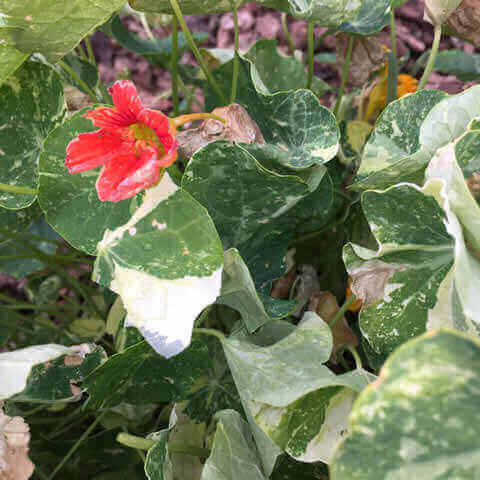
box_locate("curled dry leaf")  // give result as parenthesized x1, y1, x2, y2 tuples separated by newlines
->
(446, 0, 480, 47)
(335, 34, 384, 88)
(308, 291, 358, 363)
(177, 103, 265, 159)
(0, 404, 34, 480)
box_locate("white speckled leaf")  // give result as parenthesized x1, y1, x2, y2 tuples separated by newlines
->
(0, 0, 125, 62)
(0, 343, 105, 402)
(339, 0, 391, 36)
(344, 183, 456, 364)
(201, 410, 268, 480)
(0, 61, 65, 209)
(330, 329, 480, 479)
(353, 90, 447, 191)
(182, 141, 327, 288)
(131, 0, 363, 25)
(222, 314, 375, 463)
(207, 45, 339, 170)
(94, 173, 224, 358)
(38, 108, 134, 255)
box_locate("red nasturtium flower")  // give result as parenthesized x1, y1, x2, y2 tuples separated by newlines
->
(65, 80, 178, 202)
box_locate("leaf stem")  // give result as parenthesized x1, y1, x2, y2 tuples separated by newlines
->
(168, 0, 228, 105)
(307, 22, 315, 89)
(47, 409, 109, 480)
(329, 294, 356, 329)
(333, 35, 354, 118)
(346, 345, 363, 370)
(194, 327, 226, 342)
(172, 112, 225, 127)
(117, 432, 156, 450)
(58, 60, 100, 103)
(84, 36, 111, 103)
(171, 15, 180, 117)
(139, 13, 155, 40)
(418, 23, 442, 90)
(0, 183, 36, 196)
(281, 13, 295, 55)
(231, 4, 240, 103)
(386, 9, 398, 105)
(84, 37, 96, 64)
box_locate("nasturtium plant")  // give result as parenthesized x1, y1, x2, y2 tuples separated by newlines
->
(2, 0, 480, 478)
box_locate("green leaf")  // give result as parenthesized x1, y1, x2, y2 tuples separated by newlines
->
(0, 29, 29, 84)
(0, 202, 41, 242)
(129, 0, 245, 15)
(0, 217, 60, 278)
(111, 15, 208, 68)
(0, 343, 105, 402)
(217, 249, 276, 332)
(244, 39, 330, 97)
(184, 336, 243, 423)
(93, 173, 223, 358)
(222, 314, 374, 463)
(0, 0, 125, 62)
(207, 46, 339, 170)
(339, 0, 391, 36)
(353, 89, 447, 191)
(0, 61, 65, 209)
(344, 182, 459, 364)
(183, 140, 333, 290)
(145, 431, 173, 480)
(84, 338, 211, 409)
(330, 329, 480, 479)
(271, 454, 328, 480)
(433, 50, 480, 81)
(130, 0, 364, 25)
(51, 54, 99, 93)
(38, 108, 134, 255)
(202, 410, 268, 480)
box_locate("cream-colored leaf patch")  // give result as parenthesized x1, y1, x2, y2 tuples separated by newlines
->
(111, 264, 223, 358)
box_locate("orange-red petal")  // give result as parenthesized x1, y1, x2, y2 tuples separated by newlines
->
(109, 80, 144, 122)
(65, 130, 124, 173)
(95, 146, 161, 202)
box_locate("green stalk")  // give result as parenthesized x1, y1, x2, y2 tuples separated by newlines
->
(139, 13, 155, 40)
(307, 22, 315, 89)
(75, 46, 89, 62)
(231, 5, 240, 103)
(168, 0, 228, 105)
(281, 13, 295, 55)
(84, 36, 111, 103)
(386, 9, 398, 105)
(418, 23, 442, 90)
(84, 37, 96, 65)
(58, 60, 99, 103)
(0, 183, 36, 196)
(194, 327, 226, 342)
(329, 294, 357, 329)
(339, 345, 363, 370)
(333, 35, 354, 118)
(171, 15, 180, 116)
(117, 432, 155, 450)
(47, 410, 109, 480)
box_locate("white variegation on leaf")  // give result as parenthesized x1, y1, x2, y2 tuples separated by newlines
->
(0, 344, 93, 400)
(94, 173, 224, 358)
(222, 313, 375, 464)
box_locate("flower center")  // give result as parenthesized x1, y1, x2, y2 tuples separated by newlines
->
(129, 123, 163, 154)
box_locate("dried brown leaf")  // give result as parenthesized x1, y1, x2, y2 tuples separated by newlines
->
(0, 404, 34, 480)
(335, 34, 385, 87)
(446, 0, 480, 46)
(177, 103, 265, 159)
